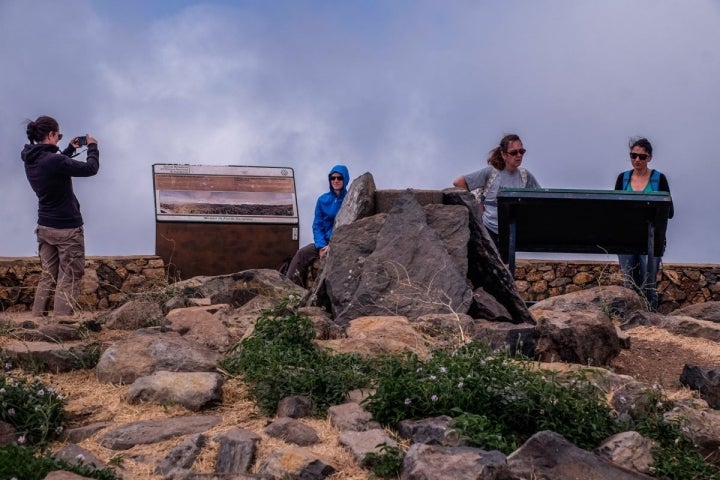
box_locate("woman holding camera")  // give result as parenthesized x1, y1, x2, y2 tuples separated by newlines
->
(22, 115, 100, 318)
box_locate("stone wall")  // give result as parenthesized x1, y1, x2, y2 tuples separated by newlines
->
(515, 260, 720, 313)
(0, 256, 167, 313)
(1, 256, 718, 314)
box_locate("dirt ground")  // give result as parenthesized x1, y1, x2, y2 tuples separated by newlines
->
(2, 313, 720, 479)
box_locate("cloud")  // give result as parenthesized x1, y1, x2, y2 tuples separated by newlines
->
(2, 0, 719, 263)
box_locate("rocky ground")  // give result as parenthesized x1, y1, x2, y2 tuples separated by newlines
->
(2, 293, 720, 479)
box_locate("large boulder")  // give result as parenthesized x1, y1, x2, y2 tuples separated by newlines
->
(669, 301, 720, 323)
(326, 192, 473, 326)
(530, 285, 643, 321)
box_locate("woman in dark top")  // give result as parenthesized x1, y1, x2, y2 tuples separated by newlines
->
(614, 137, 673, 310)
(22, 115, 100, 317)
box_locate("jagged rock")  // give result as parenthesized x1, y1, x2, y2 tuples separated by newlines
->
(95, 331, 220, 384)
(472, 319, 537, 358)
(610, 382, 662, 420)
(532, 309, 622, 366)
(619, 310, 667, 330)
(103, 300, 165, 330)
(12, 323, 82, 342)
(507, 430, 654, 479)
(257, 447, 335, 479)
(126, 371, 223, 411)
(443, 188, 534, 325)
(468, 287, 512, 322)
(98, 415, 221, 450)
(214, 428, 261, 475)
(277, 395, 313, 418)
(328, 193, 473, 326)
(661, 315, 720, 342)
(595, 431, 657, 474)
(319, 316, 431, 359)
(59, 422, 112, 443)
(156, 433, 205, 476)
(424, 203, 470, 277)
(264, 417, 320, 446)
(670, 301, 720, 323)
(298, 306, 344, 340)
(338, 428, 397, 466)
(664, 403, 720, 464)
(165, 305, 232, 351)
(333, 171, 377, 228)
(169, 269, 305, 308)
(401, 443, 509, 480)
(327, 402, 380, 432)
(2, 339, 96, 373)
(412, 312, 474, 352)
(53, 443, 106, 471)
(680, 364, 720, 409)
(397, 416, 465, 446)
(530, 285, 643, 320)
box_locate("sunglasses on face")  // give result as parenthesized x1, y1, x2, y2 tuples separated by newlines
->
(630, 153, 649, 160)
(506, 148, 526, 157)
(329, 175, 343, 181)
(56, 132, 63, 141)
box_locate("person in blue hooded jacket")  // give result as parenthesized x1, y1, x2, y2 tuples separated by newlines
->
(286, 165, 349, 287)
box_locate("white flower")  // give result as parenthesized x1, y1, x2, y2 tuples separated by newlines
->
(428, 375, 437, 381)
(457, 381, 464, 388)
(76, 453, 86, 461)
(430, 394, 438, 402)
(37, 389, 45, 397)
(7, 408, 15, 416)
(17, 435, 26, 444)
(0, 388, 5, 394)
(403, 398, 412, 405)
(439, 366, 447, 374)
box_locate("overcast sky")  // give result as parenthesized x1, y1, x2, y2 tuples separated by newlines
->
(2, 1, 718, 263)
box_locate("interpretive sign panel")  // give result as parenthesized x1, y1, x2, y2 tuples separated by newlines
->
(153, 164, 297, 224)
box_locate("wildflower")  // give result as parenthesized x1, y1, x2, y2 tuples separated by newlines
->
(55, 426, 64, 434)
(0, 388, 5, 394)
(37, 389, 45, 397)
(439, 366, 447, 374)
(4, 362, 12, 370)
(404, 398, 412, 405)
(7, 408, 15, 416)
(17, 435, 26, 444)
(457, 381, 464, 388)
(430, 394, 438, 402)
(76, 453, 86, 462)
(428, 375, 437, 381)
(416, 367, 423, 373)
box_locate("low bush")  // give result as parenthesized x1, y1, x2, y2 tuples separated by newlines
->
(0, 444, 121, 480)
(221, 299, 375, 415)
(0, 375, 66, 445)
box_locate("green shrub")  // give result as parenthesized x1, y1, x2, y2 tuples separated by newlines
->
(364, 442, 404, 478)
(364, 343, 619, 451)
(0, 376, 66, 445)
(0, 444, 121, 480)
(221, 299, 374, 415)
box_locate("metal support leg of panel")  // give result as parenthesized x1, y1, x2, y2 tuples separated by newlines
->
(645, 222, 658, 311)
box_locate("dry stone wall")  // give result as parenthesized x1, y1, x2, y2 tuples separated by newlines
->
(0, 256, 717, 314)
(515, 260, 720, 313)
(0, 256, 167, 313)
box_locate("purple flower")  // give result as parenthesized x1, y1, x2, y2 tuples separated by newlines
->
(7, 408, 15, 416)
(17, 435, 26, 444)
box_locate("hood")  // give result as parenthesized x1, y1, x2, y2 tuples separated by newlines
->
(21, 143, 59, 164)
(327, 164, 350, 194)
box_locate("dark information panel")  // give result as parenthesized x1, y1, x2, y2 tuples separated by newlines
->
(497, 188, 673, 265)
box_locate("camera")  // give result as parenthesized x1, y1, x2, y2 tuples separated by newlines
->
(76, 136, 88, 146)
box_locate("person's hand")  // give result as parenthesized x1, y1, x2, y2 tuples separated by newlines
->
(86, 134, 98, 145)
(70, 137, 81, 149)
(319, 246, 330, 259)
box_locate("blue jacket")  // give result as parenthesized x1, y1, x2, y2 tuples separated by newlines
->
(312, 165, 349, 248)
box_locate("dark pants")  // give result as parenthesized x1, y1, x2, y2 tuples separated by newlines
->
(33, 225, 85, 316)
(618, 254, 661, 311)
(286, 243, 319, 288)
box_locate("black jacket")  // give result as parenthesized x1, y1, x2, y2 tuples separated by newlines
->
(22, 142, 100, 228)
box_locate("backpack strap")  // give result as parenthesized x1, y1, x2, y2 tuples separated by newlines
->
(621, 170, 632, 190)
(649, 170, 660, 191)
(519, 167, 528, 187)
(472, 168, 499, 203)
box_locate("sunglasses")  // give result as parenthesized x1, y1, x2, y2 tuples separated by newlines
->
(630, 153, 649, 160)
(56, 132, 63, 141)
(329, 175, 343, 181)
(506, 148, 526, 157)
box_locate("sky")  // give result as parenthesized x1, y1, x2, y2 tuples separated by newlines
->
(2, 0, 719, 264)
